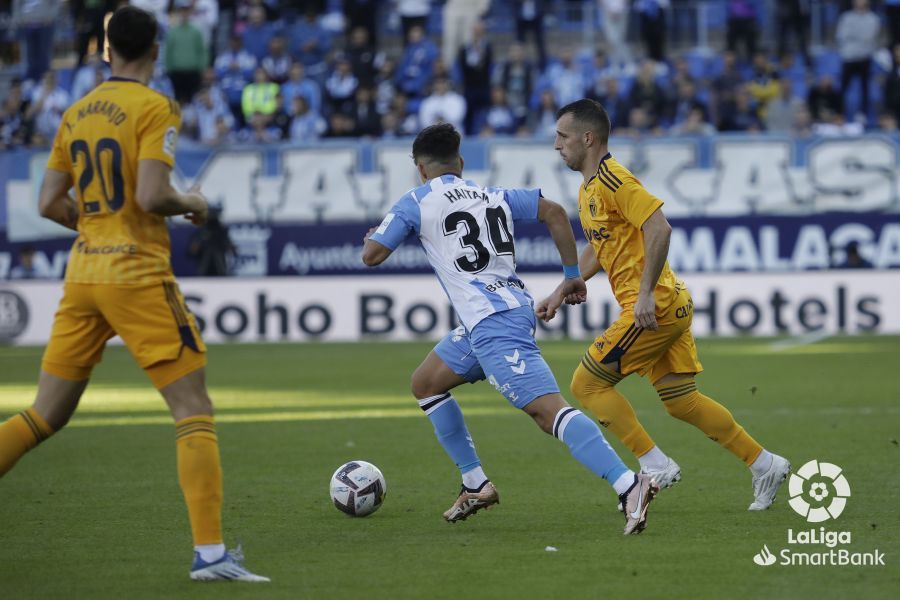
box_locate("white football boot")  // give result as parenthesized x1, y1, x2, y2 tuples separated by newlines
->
(190, 545, 270, 582)
(748, 454, 791, 511)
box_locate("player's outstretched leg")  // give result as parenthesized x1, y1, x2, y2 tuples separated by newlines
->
(524, 393, 659, 535)
(653, 374, 790, 510)
(571, 357, 682, 490)
(160, 369, 269, 582)
(411, 350, 497, 522)
(0, 372, 85, 477)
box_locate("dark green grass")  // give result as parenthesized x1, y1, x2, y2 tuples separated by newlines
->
(0, 336, 898, 599)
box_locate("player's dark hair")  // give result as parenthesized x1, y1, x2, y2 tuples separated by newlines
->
(412, 123, 461, 165)
(107, 6, 158, 63)
(556, 99, 611, 145)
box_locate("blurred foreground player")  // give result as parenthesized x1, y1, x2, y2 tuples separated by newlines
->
(0, 6, 267, 582)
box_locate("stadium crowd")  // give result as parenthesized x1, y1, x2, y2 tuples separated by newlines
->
(1, 0, 900, 150)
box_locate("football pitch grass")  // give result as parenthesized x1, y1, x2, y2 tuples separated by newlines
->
(0, 336, 898, 599)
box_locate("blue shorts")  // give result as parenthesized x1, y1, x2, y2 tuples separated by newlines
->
(433, 306, 560, 409)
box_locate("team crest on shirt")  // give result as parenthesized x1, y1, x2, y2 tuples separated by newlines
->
(589, 196, 597, 217)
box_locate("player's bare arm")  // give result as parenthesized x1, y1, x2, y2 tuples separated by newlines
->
(136, 159, 208, 225)
(361, 227, 392, 266)
(634, 208, 672, 331)
(534, 197, 587, 322)
(38, 169, 79, 231)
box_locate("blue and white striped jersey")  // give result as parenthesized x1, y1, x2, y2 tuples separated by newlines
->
(370, 174, 541, 331)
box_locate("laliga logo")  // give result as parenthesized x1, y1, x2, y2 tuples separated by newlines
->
(788, 460, 851, 523)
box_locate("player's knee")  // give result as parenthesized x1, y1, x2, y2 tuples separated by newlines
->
(409, 368, 436, 400)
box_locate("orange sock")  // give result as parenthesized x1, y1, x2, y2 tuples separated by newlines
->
(0, 408, 55, 477)
(655, 378, 763, 466)
(175, 416, 223, 545)
(570, 355, 656, 458)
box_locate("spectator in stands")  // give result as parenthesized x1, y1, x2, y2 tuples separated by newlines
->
(395, 0, 431, 43)
(282, 62, 323, 116)
(792, 105, 814, 137)
(812, 108, 864, 137)
(187, 207, 235, 276)
(726, 0, 760, 62)
(289, 96, 328, 142)
(592, 77, 629, 130)
(718, 86, 762, 132)
(634, 0, 668, 63)
(442, 0, 490, 67)
(325, 55, 360, 114)
(888, 0, 900, 50)
(884, 44, 900, 123)
(351, 86, 382, 137)
(216, 35, 258, 77)
(166, 1, 208, 104)
(375, 58, 398, 114)
(150, 64, 176, 99)
(0, 80, 30, 150)
(344, 0, 379, 46)
(776, 0, 811, 67)
(459, 20, 492, 134)
(807, 74, 843, 122)
(262, 36, 291, 84)
(747, 53, 780, 121)
(236, 110, 283, 143)
(269, 93, 292, 139)
(836, 0, 881, 121)
(837, 241, 873, 269)
(878, 111, 898, 132)
(242, 5, 276, 62)
(620, 106, 658, 137)
(73, 0, 110, 66)
(130, 0, 169, 28)
(200, 68, 228, 107)
(381, 111, 402, 138)
(628, 60, 667, 128)
(600, 0, 631, 67)
(515, 0, 547, 69)
(766, 79, 805, 133)
(9, 246, 52, 279)
(395, 25, 438, 99)
(419, 76, 467, 131)
(347, 26, 380, 86)
(477, 86, 516, 137)
(493, 43, 534, 130)
(12, 0, 55, 82)
(325, 112, 356, 138)
(188, 0, 219, 55)
(242, 67, 279, 121)
(531, 89, 558, 138)
(671, 106, 716, 136)
(670, 80, 708, 129)
(390, 92, 421, 136)
(72, 52, 110, 100)
(184, 87, 235, 145)
(288, 7, 332, 80)
(26, 70, 69, 144)
(547, 49, 586, 108)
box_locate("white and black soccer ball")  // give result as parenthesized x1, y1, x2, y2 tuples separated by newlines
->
(329, 460, 386, 517)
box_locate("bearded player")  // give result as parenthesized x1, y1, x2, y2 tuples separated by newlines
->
(539, 99, 790, 511)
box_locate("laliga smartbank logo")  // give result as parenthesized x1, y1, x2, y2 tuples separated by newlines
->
(752, 460, 885, 568)
(788, 459, 850, 522)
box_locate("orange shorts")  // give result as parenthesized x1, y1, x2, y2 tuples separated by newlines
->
(585, 285, 703, 383)
(42, 281, 207, 389)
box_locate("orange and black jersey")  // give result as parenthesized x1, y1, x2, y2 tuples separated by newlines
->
(578, 152, 681, 310)
(47, 77, 182, 284)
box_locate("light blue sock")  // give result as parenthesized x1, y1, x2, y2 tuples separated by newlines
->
(418, 393, 481, 475)
(553, 407, 632, 488)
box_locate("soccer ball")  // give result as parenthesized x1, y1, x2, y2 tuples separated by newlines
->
(330, 460, 387, 517)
